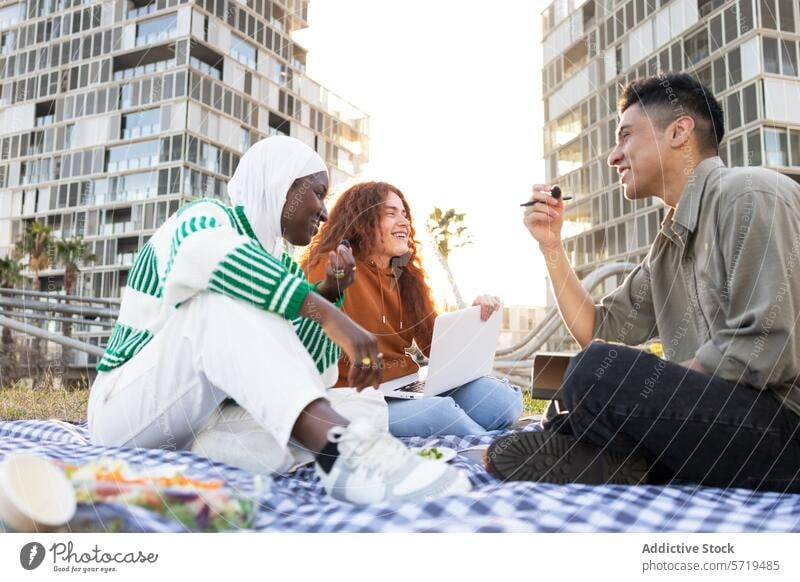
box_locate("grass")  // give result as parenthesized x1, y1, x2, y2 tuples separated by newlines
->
(522, 390, 548, 417)
(0, 382, 546, 423)
(0, 384, 89, 422)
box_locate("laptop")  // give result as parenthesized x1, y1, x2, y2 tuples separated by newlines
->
(377, 305, 502, 400)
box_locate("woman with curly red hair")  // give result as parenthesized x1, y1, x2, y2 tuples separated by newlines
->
(303, 181, 522, 437)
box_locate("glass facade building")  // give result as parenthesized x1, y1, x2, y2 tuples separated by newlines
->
(0, 0, 368, 294)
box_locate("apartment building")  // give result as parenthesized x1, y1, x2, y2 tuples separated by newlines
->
(0, 0, 368, 302)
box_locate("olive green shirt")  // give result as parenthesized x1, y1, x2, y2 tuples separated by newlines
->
(594, 156, 800, 416)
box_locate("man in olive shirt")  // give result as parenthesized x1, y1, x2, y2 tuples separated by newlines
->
(487, 73, 800, 492)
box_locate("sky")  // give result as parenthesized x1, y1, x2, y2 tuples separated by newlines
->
(294, 0, 549, 307)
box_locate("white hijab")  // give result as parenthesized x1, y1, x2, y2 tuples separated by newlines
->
(227, 136, 327, 258)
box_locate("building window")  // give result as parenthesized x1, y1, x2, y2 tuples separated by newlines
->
(189, 56, 222, 80)
(777, 0, 795, 32)
(746, 128, 762, 166)
(764, 127, 788, 166)
(726, 92, 742, 131)
(0, 30, 16, 55)
(739, 0, 755, 32)
(230, 34, 257, 69)
(188, 138, 223, 174)
(107, 170, 159, 202)
(790, 129, 800, 166)
(128, 0, 158, 19)
(105, 139, 160, 172)
(729, 135, 744, 166)
(121, 108, 160, 139)
(780, 40, 798, 76)
(763, 37, 780, 73)
(135, 13, 178, 47)
(728, 47, 742, 85)
(698, 0, 726, 16)
(761, 0, 777, 29)
(0, 2, 24, 30)
(275, 63, 292, 87)
(64, 123, 74, 149)
(114, 57, 177, 81)
(742, 82, 758, 123)
(34, 101, 56, 127)
(239, 127, 251, 153)
(685, 29, 709, 66)
(119, 83, 133, 109)
(710, 14, 723, 52)
(713, 58, 726, 93)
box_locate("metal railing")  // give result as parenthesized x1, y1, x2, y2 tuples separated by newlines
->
(0, 288, 119, 360)
(0, 262, 637, 382)
(491, 262, 637, 384)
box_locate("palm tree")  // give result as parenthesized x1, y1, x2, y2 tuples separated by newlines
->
(54, 236, 96, 340)
(14, 221, 53, 292)
(0, 256, 24, 351)
(13, 222, 54, 367)
(427, 207, 473, 309)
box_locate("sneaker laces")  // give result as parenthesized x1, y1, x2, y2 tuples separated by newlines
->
(328, 418, 412, 479)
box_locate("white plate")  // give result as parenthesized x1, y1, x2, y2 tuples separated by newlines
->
(412, 446, 458, 463)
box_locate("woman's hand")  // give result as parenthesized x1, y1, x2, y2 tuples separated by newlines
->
(472, 294, 502, 321)
(317, 242, 356, 302)
(326, 312, 384, 390)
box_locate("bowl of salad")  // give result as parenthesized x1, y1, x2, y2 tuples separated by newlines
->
(63, 458, 262, 532)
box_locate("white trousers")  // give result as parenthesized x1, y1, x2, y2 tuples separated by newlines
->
(88, 292, 387, 474)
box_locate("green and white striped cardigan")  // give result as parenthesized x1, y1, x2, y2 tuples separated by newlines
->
(97, 198, 341, 373)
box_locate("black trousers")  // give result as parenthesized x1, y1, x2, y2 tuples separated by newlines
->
(542, 342, 800, 492)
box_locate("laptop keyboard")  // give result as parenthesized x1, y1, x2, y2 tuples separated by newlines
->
(395, 380, 426, 393)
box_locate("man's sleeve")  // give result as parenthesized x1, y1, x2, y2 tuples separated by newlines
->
(593, 258, 658, 346)
(695, 192, 800, 388)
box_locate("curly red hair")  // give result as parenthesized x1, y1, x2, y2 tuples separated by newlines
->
(302, 181, 438, 346)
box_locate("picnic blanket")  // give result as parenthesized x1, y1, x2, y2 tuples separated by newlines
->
(1, 419, 799, 533)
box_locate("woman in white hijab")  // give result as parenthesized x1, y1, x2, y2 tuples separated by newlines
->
(87, 136, 469, 504)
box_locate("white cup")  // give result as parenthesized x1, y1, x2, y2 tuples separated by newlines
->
(0, 454, 77, 532)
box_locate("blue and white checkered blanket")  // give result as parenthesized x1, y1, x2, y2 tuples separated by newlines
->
(1, 419, 799, 532)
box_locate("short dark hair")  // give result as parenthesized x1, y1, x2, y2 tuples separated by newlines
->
(617, 73, 725, 153)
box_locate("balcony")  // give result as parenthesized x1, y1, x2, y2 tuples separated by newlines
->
(106, 155, 159, 173)
(128, 3, 158, 19)
(34, 114, 54, 127)
(92, 187, 158, 205)
(189, 56, 221, 81)
(114, 58, 176, 81)
(267, 126, 288, 138)
(135, 14, 179, 48)
(99, 221, 142, 236)
(121, 123, 160, 140)
(135, 28, 178, 47)
(115, 252, 136, 266)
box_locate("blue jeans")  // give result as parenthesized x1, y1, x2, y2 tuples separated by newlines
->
(387, 376, 523, 437)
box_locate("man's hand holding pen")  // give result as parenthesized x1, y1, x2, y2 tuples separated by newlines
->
(522, 184, 566, 251)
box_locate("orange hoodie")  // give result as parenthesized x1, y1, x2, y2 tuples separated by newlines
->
(305, 257, 431, 386)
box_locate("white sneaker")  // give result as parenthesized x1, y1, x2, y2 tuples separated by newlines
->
(316, 418, 471, 504)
